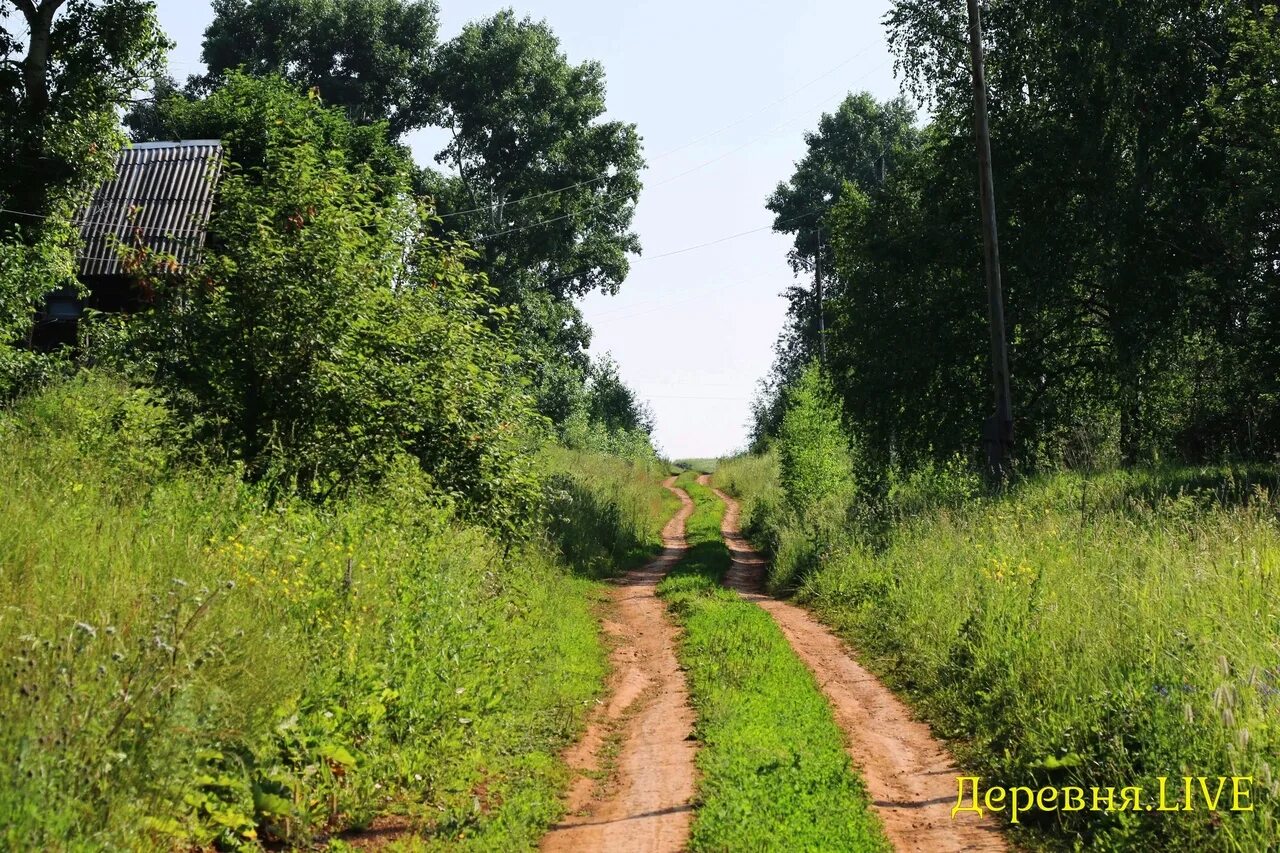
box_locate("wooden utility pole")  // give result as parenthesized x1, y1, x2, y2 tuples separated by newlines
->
(815, 226, 827, 364)
(966, 0, 1013, 480)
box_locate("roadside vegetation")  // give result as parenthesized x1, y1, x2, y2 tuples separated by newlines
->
(717, 375, 1280, 850)
(736, 4, 1280, 849)
(0, 375, 675, 850)
(675, 458, 719, 475)
(0, 2, 669, 848)
(657, 472, 889, 852)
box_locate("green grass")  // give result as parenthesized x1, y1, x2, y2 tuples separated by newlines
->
(675, 458, 720, 475)
(541, 446, 682, 578)
(0, 374, 674, 851)
(718, 458, 1280, 851)
(657, 472, 889, 852)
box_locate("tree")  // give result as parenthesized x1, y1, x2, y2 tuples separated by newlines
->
(199, 0, 439, 138)
(0, 0, 169, 232)
(120, 75, 545, 531)
(753, 93, 919, 439)
(767, 93, 919, 269)
(777, 363, 857, 513)
(0, 0, 168, 394)
(429, 10, 643, 361)
(585, 354, 653, 436)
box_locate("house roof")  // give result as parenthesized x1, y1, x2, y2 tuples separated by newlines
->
(78, 140, 224, 278)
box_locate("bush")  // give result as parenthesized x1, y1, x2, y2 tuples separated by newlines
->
(113, 75, 545, 533)
(776, 363, 857, 520)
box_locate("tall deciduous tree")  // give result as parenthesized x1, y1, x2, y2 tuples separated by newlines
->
(199, 0, 439, 138)
(430, 11, 643, 313)
(753, 93, 919, 437)
(0, 0, 169, 231)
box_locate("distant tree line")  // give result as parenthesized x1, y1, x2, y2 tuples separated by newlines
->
(756, 0, 1280, 478)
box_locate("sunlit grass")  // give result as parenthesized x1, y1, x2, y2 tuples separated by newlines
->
(718, 457, 1280, 850)
(658, 472, 888, 852)
(0, 374, 674, 850)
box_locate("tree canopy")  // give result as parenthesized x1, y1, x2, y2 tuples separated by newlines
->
(0, 0, 169, 230)
(199, 0, 439, 138)
(758, 0, 1280, 476)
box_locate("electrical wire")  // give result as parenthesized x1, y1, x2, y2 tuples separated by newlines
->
(436, 42, 886, 221)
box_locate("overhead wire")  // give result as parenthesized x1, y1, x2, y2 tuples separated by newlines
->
(465, 58, 894, 246)
(436, 40, 886, 221)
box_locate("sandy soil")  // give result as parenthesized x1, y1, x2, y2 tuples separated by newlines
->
(702, 475, 1007, 853)
(540, 476, 698, 853)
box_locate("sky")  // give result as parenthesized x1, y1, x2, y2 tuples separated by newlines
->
(152, 0, 904, 459)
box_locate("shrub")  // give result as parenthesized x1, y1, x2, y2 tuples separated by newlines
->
(776, 363, 857, 520)
(113, 75, 544, 533)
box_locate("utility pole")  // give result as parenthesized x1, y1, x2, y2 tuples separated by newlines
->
(966, 0, 1013, 481)
(815, 226, 827, 364)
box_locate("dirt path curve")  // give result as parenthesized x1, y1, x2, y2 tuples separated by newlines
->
(700, 475, 1007, 853)
(541, 477, 698, 853)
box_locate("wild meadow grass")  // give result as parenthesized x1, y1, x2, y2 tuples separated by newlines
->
(541, 446, 681, 578)
(658, 472, 888, 852)
(0, 375, 672, 850)
(675, 458, 720, 475)
(716, 457, 1280, 851)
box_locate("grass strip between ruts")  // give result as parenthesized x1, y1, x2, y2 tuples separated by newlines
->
(658, 472, 889, 852)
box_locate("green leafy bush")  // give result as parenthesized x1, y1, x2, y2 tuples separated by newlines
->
(111, 75, 545, 532)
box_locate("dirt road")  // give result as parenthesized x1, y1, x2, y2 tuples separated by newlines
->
(541, 477, 698, 853)
(702, 475, 1007, 853)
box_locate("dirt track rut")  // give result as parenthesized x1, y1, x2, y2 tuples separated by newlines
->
(541, 477, 697, 853)
(701, 475, 1007, 853)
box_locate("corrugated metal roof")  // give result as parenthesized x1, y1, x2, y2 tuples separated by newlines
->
(77, 141, 224, 278)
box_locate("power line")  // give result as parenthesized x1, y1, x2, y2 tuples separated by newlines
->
(466, 60, 893, 245)
(437, 43, 886, 221)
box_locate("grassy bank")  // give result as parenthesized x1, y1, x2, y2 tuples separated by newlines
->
(657, 473, 888, 852)
(0, 375, 672, 851)
(715, 457, 1280, 851)
(542, 446, 681, 578)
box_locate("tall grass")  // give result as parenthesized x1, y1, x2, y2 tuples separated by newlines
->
(540, 447, 680, 578)
(718, 456, 1280, 850)
(0, 374, 673, 850)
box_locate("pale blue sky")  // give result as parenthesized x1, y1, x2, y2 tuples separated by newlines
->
(153, 0, 904, 458)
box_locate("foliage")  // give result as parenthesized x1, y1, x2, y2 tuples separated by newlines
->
(0, 0, 169, 232)
(0, 221, 77, 395)
(0, 373, 612, 850)
(656, 473, 889, 852)
(428, 9, 644, 416)
(110, 75, 546, 531)
(0, 0, 168, 394)
(759, 1, 1280, 472)
(430, 10, 643, 304)
(165, 2, 648, 435)
(744, 364, 860, 590)
(198, 0, 439, 138)
(539, 446, 679, 579)
(776, 362, 857, 516)
(753, 92, 920, 438)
